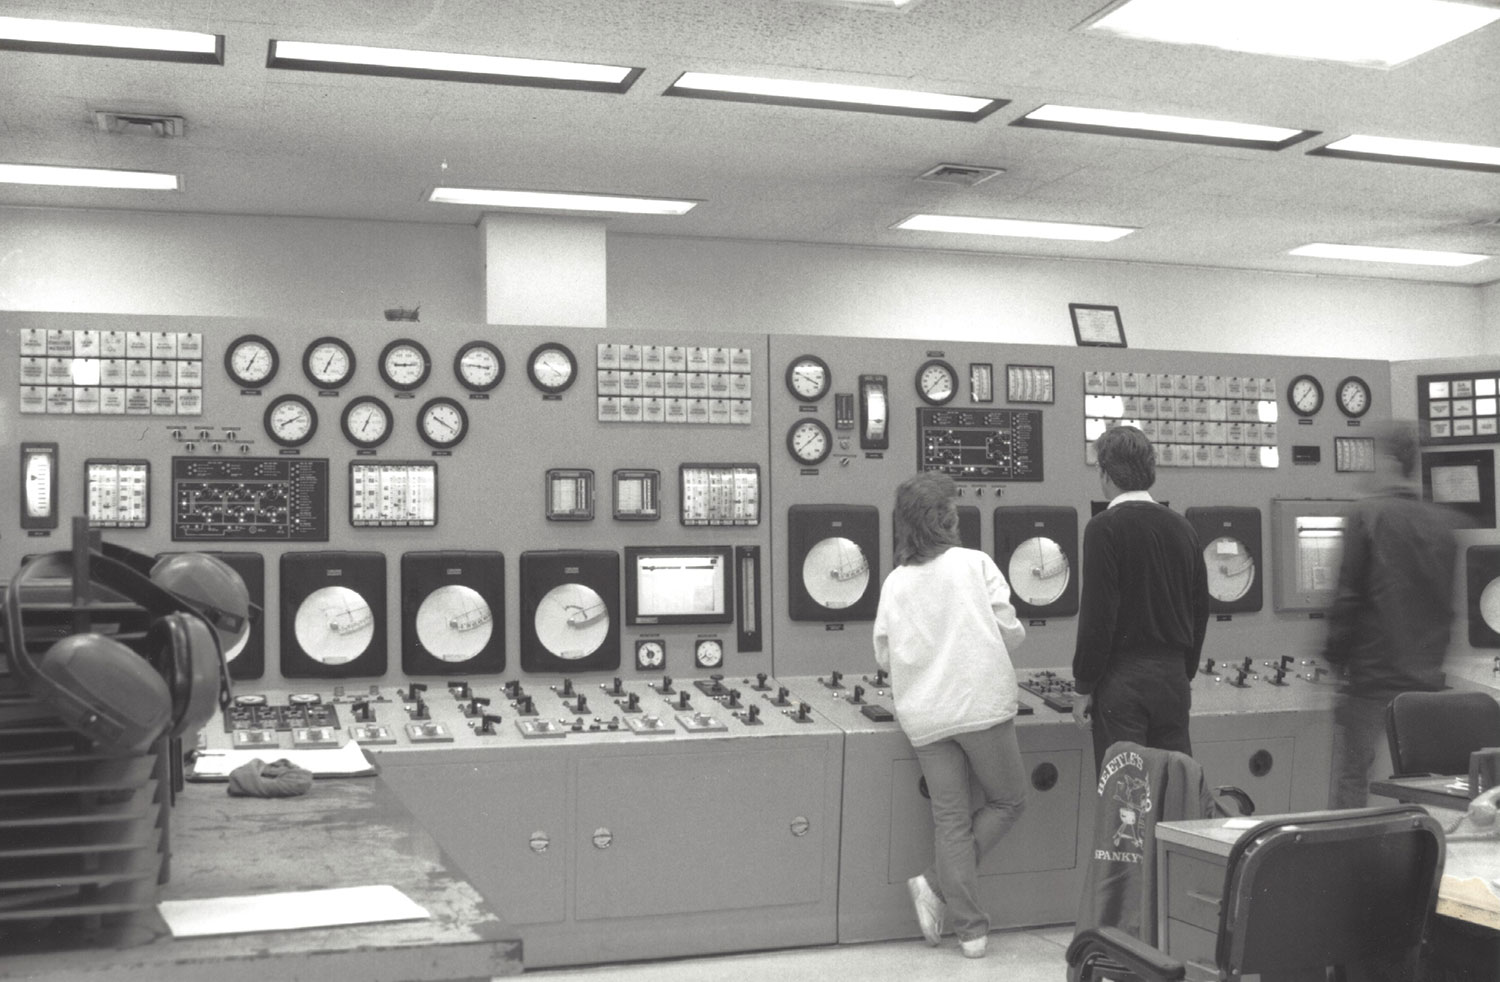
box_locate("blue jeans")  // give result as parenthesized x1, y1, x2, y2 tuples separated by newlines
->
(912, 718, 1028, 941)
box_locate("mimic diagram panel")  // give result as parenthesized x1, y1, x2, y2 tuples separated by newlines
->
(172, 456, 329, 541)
(917, 407, 1043, 481)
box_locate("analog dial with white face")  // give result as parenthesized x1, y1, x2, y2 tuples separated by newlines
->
(635, 638, 666, 670)
(264, 394, 318, 447)
(787, 418, 832, 465)
(225, 334, 279, 388)
(528, 343, 577, 394)
(303, 337, 356, 389)
(785, 355, 831, 402)
(1337, 376, 1371, 418)
(534, 583, 610, 660)
(341, 396, 393, 448)
(1007, 536, 1071, 607)
(418, 397, 468, 449)
(802, 536, 870, 611)
(1203, 536, 1256, 603)
(378, 339, 431, 391)
(1287, 374, 1323, 417)
(455, 340, 504, 392)
(694, 638, 724, 669)
(916, 359, 958, 406)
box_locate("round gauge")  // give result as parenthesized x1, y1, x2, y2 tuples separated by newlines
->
(916, 359, 958, 406)
(534, 582, 610, 660)
(527, 342, 577, 394)
(225, 334, 279, 388)
(1287, 374, 1323, 417)
(415, 584, 493, 663)
(785, 354, 831, 402)
(1337, 376, 1371, 418)
(417, 396, 469, 449)
(378, 338, 432, 391)
(302, 337, 356, 389)
(1481, 579, 1500, 634)
(635, 638, 666, 670)
(1203, 536, 1256, 604)
(1007, 537, 1071, 607)
(293, 585, 375, 665)
(455, 340, 504, 393)
(263, 394, 318, 447)
(340, 396, 393, 449)
(802, 536, 871, 611)
(694, 638, 724, 670)
(787, 417, 832, 465)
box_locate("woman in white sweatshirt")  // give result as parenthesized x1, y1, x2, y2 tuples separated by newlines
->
(872, 471, 1028, 960)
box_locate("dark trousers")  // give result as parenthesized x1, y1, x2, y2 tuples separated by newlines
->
(1090, 653, 1192, 775)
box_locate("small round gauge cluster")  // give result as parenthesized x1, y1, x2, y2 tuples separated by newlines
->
(230, 333, 560, 451)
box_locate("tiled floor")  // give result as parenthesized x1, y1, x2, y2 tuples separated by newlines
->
(525, 923, 1078, 979)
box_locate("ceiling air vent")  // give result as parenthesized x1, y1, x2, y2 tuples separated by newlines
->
(916, 163, 1004, 188)
(93, 111, 185, 138)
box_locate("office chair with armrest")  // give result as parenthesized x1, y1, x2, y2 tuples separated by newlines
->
(1066, 805, 1445, 982)
(1387, 690, 1500, 777)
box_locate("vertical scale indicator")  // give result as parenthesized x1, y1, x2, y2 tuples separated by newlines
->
(736, 545, 762, 652)
(20, 443, 58, 531)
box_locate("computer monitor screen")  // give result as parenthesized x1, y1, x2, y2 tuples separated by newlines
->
(624, 546, 733, 626)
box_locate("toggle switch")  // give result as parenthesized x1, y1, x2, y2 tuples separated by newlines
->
(872, 668, 889, 688)
(478, 713, 502, 735)
(410, 699, 430, 720)
(850, 685, 866, 705)
(677, 690, 692, 710)
(570, 693, 590, 715)
(516, 695, 537, 716)
(741, 704, 762, 725)
(449, 680, 471, 700)
(753, 672, 771, 691)
(466, 696, 491, 717)
(773, 686, 792, 707)
(724, 688, 742, 709)
(622, 692, 642, 713)
(604, 676, 625, 696)
(504, 680, 525, 699)
(793, 702, 814, 723)
(658, 675, 675, 694)
(352, 699, 374, 723)
(822, 670, 844, 689)
(559, 678, 575, 697)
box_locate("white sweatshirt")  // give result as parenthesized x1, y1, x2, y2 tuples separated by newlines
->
(872, 547, 1024, 747)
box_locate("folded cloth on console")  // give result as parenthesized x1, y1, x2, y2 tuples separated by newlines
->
(227, 758, 315, 798)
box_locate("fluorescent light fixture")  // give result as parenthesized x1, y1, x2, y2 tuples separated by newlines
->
(895, 214, 1137, 242)
(0, 163, 179, 190)
(1289, 243, 1491, 267)
(1084, 0, 1500, 69)
(1014, 104, 1317, 150)
(428, 187, 697, 215)
(665, 71, 1005, 121)
(0, 15, 222, 64)
(268, 40, 641, 92)
(1310, 134, 1500, 173)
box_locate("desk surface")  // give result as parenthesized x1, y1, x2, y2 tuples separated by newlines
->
(1368, 775, 1472, 811)
(0, 775, 523, 982)
(1159, 809, 1500, 933)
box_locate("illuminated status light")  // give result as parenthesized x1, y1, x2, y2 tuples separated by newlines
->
(268, 40, 638, 88)
(0, 163, 179, 190)
(428, 187, 697, 215)
(667, 71, 1002, 119)
(0, 15, 221, 57)
(895, 214, 1136, 242)
(1289, 243, 1491, 267)
(1018, 104, 1310, 147)
(1317, 135, 1500, 170)
(1085, 0, 1500, 69)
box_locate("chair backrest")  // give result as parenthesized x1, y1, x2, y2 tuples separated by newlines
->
(1217, 805, 1444, 978)
(1387, 690, 1500, 776)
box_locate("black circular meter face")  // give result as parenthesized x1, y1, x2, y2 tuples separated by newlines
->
(1287, 374, 1323, 417)
(455, 340, 505, 392)
(378, 338, 432, 391)
(528, 343, 577, 394)
(303, 337, 356, 389)
(1337, 376, 1371, 418)
(225, 334, 279, 388)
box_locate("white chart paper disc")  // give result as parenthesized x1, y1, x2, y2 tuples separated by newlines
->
(293, 585, 375, 665)
(802, 536, 870, 611)
(1008, 536, 1070, 607)
(1204, 536, 1255, 603)
(416, 584, 493, 662)
(1481, 578, 1500, 634)
(535, 583, 609, 660)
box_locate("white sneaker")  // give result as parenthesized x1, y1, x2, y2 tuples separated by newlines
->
(906, 874, 944, 945)
(960, 935, 988, 959)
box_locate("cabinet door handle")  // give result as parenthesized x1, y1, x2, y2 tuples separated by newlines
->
(1185, 890, 1221, 908)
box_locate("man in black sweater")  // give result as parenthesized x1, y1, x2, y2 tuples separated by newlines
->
(1072, 426, 1209, 775)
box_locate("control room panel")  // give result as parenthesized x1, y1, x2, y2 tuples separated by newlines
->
(3, 312, 1404, 744)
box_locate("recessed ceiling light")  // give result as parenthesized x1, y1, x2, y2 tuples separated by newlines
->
(1013, 104, 1316, 150)
(1309, 134, 1500, 173)
(1289, 243, 1491, 266)
(1083, 0, 1500, 69)
(664, 72, 1005, 121)
(268, 40, 641, 92)
(0, 163, 180, 190)
(0, 15, 222, 64)
(428, 187, 698, 215)
(895, 214, 1136, 242)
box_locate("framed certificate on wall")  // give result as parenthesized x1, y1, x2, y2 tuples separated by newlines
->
(1070, 304, 1126, 347)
